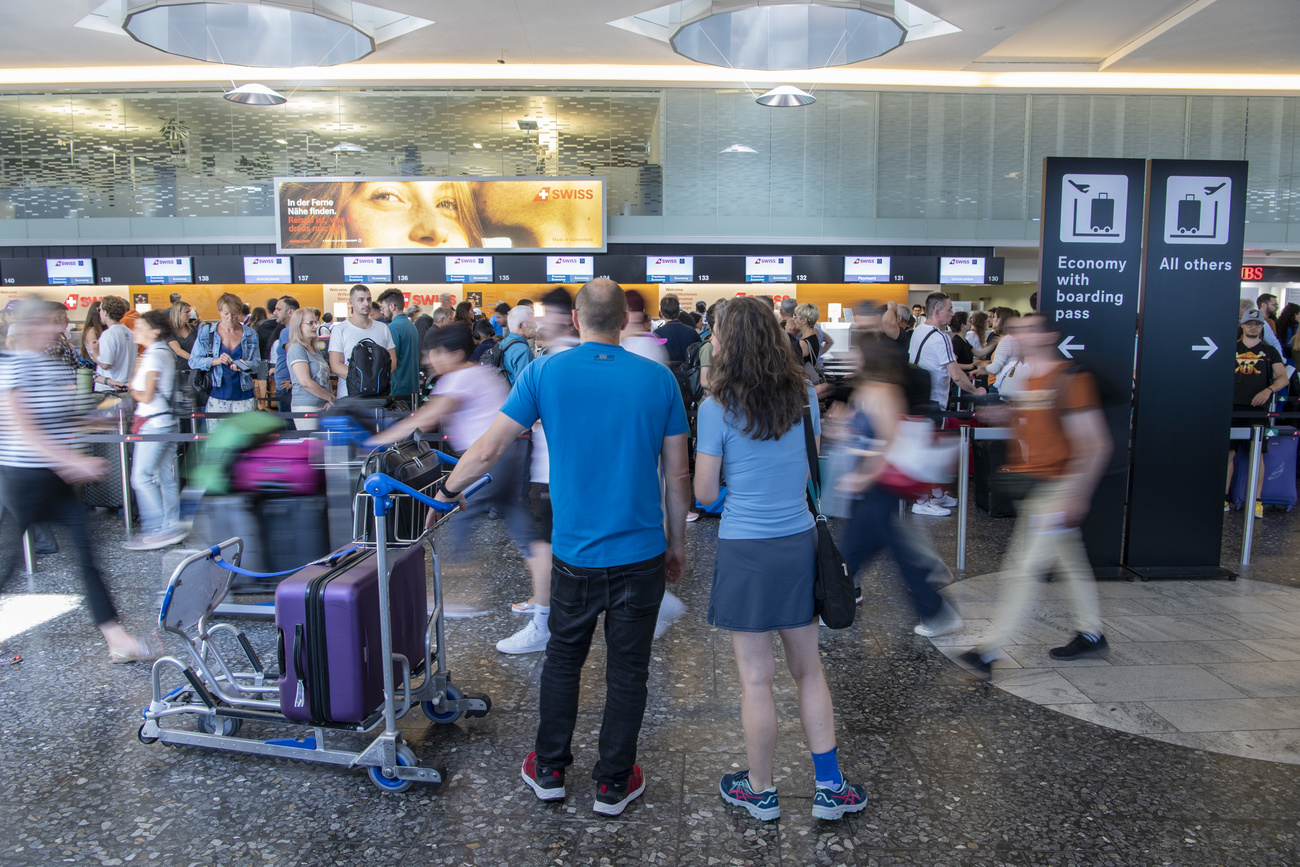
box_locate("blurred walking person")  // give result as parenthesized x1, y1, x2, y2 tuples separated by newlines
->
(0, 299, 156, 662)
(957, 315, 1112, 680)
(125, 310, 186, 550)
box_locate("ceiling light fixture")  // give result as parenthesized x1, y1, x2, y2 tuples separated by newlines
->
(472, 142, 483, 148)
(756, 85, 816, 107)
(516, 119, 539, 131)
(719, 143, 757, 154)
(275, 138, 288, 145)
(223, 83, 287, 105)
(327, 142, 367, 153)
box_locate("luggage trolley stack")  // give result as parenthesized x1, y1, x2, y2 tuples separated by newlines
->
(137, 458, 493, 793)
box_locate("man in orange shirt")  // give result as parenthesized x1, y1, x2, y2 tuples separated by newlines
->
(958, 315, 1112, 680)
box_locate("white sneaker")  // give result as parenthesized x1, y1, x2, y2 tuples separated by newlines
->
(913, 604, 964, 637)
(654, 592, 686, 639)
(496, 620, 551, 654)
(931, 493, 958, 508)
(911, 500, 951, 517)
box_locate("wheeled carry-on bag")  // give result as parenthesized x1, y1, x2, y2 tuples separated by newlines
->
(1229, 427, 1298, 511)
(231, 439, 325, 495)
(276, 542, 428, 725)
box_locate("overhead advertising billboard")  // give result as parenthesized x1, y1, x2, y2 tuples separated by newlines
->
(275, 176, 606, 254)
(546, 256, 594, 283)
(745, 256, 792, 283)
(243, 256, 292, 284)
(344, 256, 391, 283)
(647, 256, 693, 283)
(143, 257, 192, 285)
(844, 256, 891, 283)
(939, 257, 986, 284)
(46, 258, 93, 286)
(445, 256, 493, 283)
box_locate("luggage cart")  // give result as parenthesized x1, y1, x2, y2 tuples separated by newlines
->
(137, 464, 492, 793)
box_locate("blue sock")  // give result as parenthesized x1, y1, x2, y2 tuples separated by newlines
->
(811, 747, 843, 790)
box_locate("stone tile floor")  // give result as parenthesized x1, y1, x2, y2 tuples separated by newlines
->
(0, 498, 1298, 865)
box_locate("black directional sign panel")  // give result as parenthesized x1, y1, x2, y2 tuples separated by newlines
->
(1126, 159, 1249, 576)
(1039, 157, 1147, 572)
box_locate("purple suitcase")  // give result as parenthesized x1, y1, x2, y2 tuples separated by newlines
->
(276, 544, 427, 724)
(232, 439, 325, 495)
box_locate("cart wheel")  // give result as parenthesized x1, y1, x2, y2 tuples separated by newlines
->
(422, 684, 464, 724)
(137, 723, 158, 745)
(367, 745, 418, 793)
(463, 691, 492, 719)
(196, 714, 242, 737)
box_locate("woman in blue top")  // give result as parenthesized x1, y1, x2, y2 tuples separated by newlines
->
(694, 296, 867, 824)
(189, 292, 260, 429)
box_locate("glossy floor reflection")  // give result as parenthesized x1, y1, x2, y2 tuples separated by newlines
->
(0, 500, 1298, 865)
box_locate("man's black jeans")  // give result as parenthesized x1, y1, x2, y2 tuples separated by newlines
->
(536, 553, 665, 789)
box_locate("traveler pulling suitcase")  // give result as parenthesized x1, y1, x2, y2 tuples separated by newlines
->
(1229, 427, 1298, 511)
(276, 543, 427, 724)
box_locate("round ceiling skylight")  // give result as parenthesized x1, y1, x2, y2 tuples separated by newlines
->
(671, 1, 906, 71)
(124, 1, 375, 68)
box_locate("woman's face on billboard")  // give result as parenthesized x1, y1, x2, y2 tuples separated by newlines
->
(343, 182, 469, 248)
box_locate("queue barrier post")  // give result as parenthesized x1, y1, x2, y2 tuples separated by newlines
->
(956, 425, 971, 572)
(22, 530, 35, 576)
(1241, 425, 1264, 567)
(117, 410, 134, 537)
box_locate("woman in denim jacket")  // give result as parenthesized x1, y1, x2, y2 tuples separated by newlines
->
(189, 292, 261, 430)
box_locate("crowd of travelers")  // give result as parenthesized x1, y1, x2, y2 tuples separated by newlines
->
(0, 275, 1201, 821)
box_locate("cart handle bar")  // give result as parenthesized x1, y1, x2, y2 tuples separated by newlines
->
(362, 471, 492, 517)
(207, 544, 363, 580)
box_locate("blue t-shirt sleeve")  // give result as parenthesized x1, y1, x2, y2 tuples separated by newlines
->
(808, 386, 821, 437)
(501, 356, 542, 428)
(695, 398, 724, 456)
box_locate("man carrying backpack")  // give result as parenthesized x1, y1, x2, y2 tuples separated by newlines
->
(328, 284, 396, 399)
(499, 306, 538, 386)
(377, 288, 420, 401)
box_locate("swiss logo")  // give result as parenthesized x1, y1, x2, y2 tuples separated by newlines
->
(534, 188, 551, 202)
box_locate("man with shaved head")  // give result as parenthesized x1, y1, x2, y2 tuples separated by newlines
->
(435, 276, 691, 817)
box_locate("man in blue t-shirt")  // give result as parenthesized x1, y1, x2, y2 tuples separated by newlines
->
(435, 278, 690, 817)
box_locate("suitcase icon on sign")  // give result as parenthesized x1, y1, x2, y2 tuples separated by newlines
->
(1089, 193, 1115, 233)
(1178, 194, 1201, 233)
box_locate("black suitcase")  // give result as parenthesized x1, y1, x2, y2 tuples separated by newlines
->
(973, 439, 1017, 518)
(1090, 193, 1114, 232)
(258, 494, 332, 574)
(1177, 194, 1201, 233)
(83, 440, 132, 512)
(355, 437, 445, 542)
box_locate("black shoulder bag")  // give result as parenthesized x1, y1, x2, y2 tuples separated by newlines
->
(802, 404, 855, 629)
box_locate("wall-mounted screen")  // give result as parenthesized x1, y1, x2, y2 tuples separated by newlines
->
(547, 255, 594, 283)
(243, 256, 292, 284)
(939, 257, 986, 284)
(344, 256, 391, 283)
(275, 176, 606, 253)
(647, 256, 693, 283)
(745, 256, 792, 283)
(445, 256, 493, 283)
(844, 256, 891, 283)
(46, 258, 93, 286)
(143, 257, 192, 285)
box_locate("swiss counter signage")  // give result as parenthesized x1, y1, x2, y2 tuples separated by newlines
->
(46, 258, 93, 286)
(844, 256, 890, 283)
(144, 257, 192, 285)
(343, 256, 390, 283)
(243, 256, 292, 284)
(1039, 157, 1148, 570)
(745, 256, 791, 283)
(445, 256, 493, 283)
(274, 176, 607, 254)
(1126, 159, 1248, 576)
(647, 256, 693, 283)
(546, 256, 594, 283)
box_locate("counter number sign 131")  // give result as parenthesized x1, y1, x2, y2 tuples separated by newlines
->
(1059, 174, 1128, 244)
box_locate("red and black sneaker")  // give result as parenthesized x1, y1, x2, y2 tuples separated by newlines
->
(593, 764, 645, 816)
(521, 751, 566, 801)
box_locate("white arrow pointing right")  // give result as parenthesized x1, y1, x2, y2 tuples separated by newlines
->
(1192, 336, 1218, 360)
(1058, 335, 1085, 358)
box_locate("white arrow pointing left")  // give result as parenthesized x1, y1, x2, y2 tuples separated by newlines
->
(1192, 336, 1218, 360)
(1058, 336, 1085, 358)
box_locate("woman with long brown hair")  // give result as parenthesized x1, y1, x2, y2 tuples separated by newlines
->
(693, 296, 867, 824)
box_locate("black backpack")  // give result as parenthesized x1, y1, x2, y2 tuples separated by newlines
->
(478, 338, 507, 378)
(678, 339, 707, 403)
(345, 338, 391, 397)
(904, 328, 942, 413)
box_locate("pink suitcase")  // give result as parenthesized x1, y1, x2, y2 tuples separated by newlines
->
(231, 439, 325, 495)
(276, 544, 427, 725)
